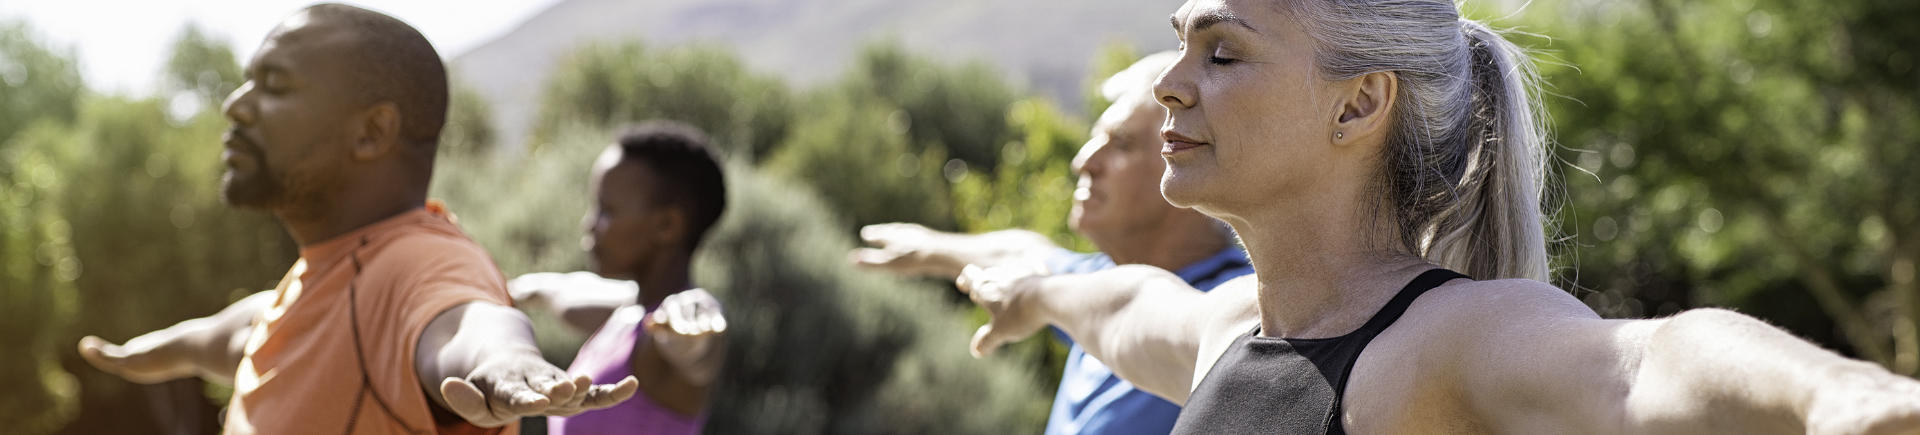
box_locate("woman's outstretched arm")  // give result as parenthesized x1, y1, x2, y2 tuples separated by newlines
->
(1442, 279, 1920, 434)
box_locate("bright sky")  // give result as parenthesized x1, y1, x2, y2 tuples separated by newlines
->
(0, 0, 560, 96)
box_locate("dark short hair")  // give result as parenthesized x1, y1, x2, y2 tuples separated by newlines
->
(304, 3, 448, 152)
(615, 121, 728, 251)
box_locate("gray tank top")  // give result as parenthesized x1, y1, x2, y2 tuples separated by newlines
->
(1170, 269, 1467, 434)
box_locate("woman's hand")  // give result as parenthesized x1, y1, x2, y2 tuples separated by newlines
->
(954, 263, 1052, 357)
(1803, 363, 1920, 435)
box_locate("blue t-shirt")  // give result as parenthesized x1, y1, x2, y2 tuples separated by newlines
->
(1041, 246, 1254, 435)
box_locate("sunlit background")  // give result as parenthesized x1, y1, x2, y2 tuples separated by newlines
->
(2, 0, 1916, 433)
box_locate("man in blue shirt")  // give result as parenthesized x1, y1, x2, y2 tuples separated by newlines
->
(852, 52, 1251, 434)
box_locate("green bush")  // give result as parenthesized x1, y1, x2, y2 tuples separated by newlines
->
(531, 42, 793, 161)
(1532, 0, 1920, 373)
(2, 96, 298, 434)
(763, 94, 957, 232)
(834, 43, 1018, 172)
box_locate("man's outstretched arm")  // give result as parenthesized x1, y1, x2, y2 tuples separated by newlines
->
(78, 290, 276, 385)
(850, 223, 1062, 279)
(415, 301, 639, 427)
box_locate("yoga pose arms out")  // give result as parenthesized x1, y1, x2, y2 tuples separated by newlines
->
(510, 271, 640, 334)
(957, 264, 1256, 404)
(1434, 279, 1920, 434)
(853, 223, 1062, 279)
(77, 290, 276, 385)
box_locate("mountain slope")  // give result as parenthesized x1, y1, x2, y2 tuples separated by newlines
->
(449, 0, 1185, 150)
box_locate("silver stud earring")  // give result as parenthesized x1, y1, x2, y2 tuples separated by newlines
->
(1335, 131, 1344, 140)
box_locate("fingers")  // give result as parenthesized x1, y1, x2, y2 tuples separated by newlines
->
(489, 375, 553, 416)
(559, 375, 593, 411)
(859, 223, 925, 247)
(78, 335, 186, 384)
(77, 336, 126, 373)
(439, 378, 502, 426)
(536, 373, 577, 403)
(650, 291, 727, 337)
(576, 376, 640, 410)
(970, 324, 1007, 358)
(849, 247, 907, 268)
(956, 264, 982, 295)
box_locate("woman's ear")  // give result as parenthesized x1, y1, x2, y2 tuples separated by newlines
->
(652, 206, 688, 248)
(1333, 71, 1398, 146)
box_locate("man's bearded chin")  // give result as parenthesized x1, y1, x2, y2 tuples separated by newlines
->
(220, 165, 286, 208)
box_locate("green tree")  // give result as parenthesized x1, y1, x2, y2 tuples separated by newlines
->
(764, 94, 957, 231)
(1534, 0, 1920, 374)
(835, 42, 1019, 172)
(0, 20, 84, 148)
(950, 98, 1090, 252)
(532, 42, 793, 161)
(162, 23, 242, 107)
(441, 77, 499, 157)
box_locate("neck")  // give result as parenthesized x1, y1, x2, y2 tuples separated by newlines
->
(278, 167, 430, 247)
(1219, 185, 1427, 339)
(631, 251, 694, 308)
(1090, 210, 1230, 272)
(277, 195, 425, 247)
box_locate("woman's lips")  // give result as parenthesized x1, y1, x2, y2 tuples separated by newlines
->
(1162, 140, 1208, 154)
(1160, 130, 1209, 155)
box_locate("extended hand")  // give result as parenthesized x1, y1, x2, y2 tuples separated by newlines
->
(645, 289, 728, 385)
(851, 223, 966, 278)
(954, 263, 1051, 358)
(77, 335, 197, 384)
(438, 353, 639, 426)
(1804, 369, 1920, 435)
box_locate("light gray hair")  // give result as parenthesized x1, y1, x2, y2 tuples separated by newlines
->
(1285, 1, 1550, 281)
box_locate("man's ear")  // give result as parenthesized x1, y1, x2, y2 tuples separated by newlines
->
(1332, 71, 1398, 146)
(352, 102, 402, 161)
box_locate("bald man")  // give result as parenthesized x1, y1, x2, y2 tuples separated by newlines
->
(852, 52, 1252, 434)
(75, 4, 635, 433)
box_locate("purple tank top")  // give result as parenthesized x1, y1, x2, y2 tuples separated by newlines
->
(549, 306, 706, 435)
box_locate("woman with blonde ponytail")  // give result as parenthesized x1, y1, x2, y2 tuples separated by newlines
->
(953, 0, 1920, 432)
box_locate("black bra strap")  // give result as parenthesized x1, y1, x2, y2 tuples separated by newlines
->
(1352, 268, 1468, 336)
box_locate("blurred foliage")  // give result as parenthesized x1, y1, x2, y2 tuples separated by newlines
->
(3, 21, 297, 434)
(1533, 0, 1920, 374)
(162, 24, 241, 108)
(0, 20, 83, 147)
(832, 43, 1018, 172)
(532, 41, 793, 161)
(441, 77, 499, 158)
(762, 94, 956, 231)
(950, 99, 1090, 253)
(1082, 42, 1145, 117)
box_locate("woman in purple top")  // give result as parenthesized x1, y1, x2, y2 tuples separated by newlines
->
(511, 121, 732, 435)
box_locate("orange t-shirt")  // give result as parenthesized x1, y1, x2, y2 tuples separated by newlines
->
(225, 202, 518, 435)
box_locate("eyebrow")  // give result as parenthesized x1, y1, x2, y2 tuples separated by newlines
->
(1171, 9, 1259, 35)
(245, 62, 288, 81)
